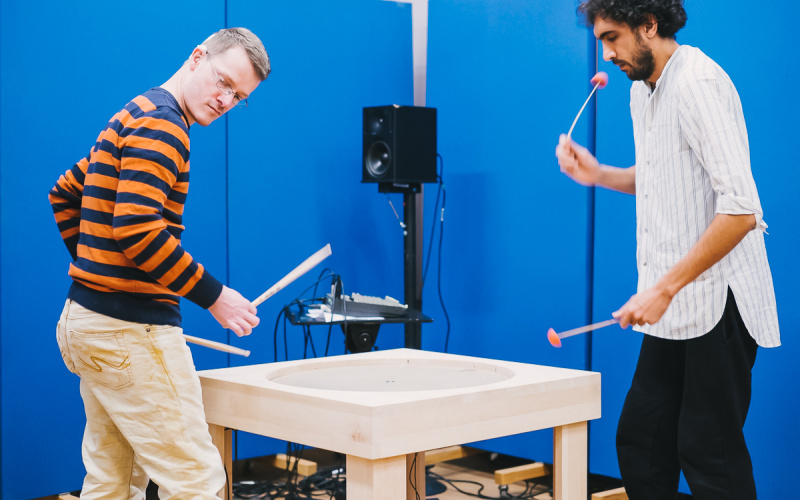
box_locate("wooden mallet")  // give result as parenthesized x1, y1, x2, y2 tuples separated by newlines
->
(183, 243, 333, 356)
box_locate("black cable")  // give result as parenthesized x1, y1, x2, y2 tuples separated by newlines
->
(313, 268, 333, 298)
(272, 272, 344, 363)
(224, 463, 231, 500)
(273, 307, 285, 363)
(408, 454, 421, 500)
(422, 153, 451, 352)
(422, 155, 444, 286)
(426, 468, 548, 499)
(283, 308, 289, 361)
(438, 186, 451, 352)
(324, 321, 334, 357)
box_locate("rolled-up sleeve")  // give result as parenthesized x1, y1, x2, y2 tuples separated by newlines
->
(677, 75, 767, 233)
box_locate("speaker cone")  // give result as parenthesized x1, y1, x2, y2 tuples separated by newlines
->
(365, 141, 391, 178)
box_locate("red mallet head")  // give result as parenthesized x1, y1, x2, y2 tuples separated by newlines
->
(547, 328, 562, 348)
(590, 71, 609, 89)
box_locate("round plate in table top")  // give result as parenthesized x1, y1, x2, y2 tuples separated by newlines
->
(266, 357, 514, 392)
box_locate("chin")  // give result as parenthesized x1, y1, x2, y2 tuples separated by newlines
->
(195, 113, 218, 127)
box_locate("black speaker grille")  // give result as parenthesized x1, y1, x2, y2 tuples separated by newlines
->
(365, 140, 391, 178)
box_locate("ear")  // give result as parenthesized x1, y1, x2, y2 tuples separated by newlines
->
(642, 14, 658, 39)
(188, 45, 206, 71)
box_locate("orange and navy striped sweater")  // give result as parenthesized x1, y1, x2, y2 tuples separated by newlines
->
(49, 88, 222, 326)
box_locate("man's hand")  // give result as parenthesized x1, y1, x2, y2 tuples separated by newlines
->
(208, 286, 260, 337)
(612, 286, 674, 329)
(555, 134, 601, 186)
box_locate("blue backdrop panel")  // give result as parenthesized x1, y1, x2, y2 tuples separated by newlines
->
(225, 0, 413, 460)
(588, 41, 639, 480)
(0, 1, 226, 497)
(426, 0, 592, 462)
(590, 0, 800, 496)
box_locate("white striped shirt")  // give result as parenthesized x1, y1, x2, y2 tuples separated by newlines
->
(630, 45, 780, 347)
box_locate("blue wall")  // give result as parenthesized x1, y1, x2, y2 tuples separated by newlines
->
(425, 0, 593, 462)
(1, 1, 228, 498)
(1, 0, 797, 498)
(0, 0, 411, 497)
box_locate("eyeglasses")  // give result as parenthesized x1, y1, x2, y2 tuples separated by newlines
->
(206, 52, 248, 108)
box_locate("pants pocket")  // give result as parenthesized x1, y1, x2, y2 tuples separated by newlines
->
(56, 302, 77, 374)
(71, 330, 135, 390)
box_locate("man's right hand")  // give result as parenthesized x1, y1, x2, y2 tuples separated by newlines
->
(208, 286, 260, 337)
(555, 134, 601, 186)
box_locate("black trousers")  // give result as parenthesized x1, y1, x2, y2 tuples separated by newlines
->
(616, 288, 759, 500)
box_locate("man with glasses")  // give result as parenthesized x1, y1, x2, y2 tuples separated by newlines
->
(49, 28, 270, 499)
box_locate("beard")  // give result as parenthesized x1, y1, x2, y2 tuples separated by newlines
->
(614, 32, 656, 81)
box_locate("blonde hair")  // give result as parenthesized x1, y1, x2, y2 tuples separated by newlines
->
(202, 27, 271, 80)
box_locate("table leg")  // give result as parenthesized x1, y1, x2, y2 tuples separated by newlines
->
(208, 423, 233, 500)
(406, 451, 426, 500)
(553, 421, 588, 500)
(346, 454, 408, 500)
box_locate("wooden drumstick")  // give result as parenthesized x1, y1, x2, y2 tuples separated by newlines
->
(251, 243, 332, 307)
(183, 334, 251, 357)
(183, 244, 332, 356)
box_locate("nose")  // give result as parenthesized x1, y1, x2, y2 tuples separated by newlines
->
(602, 43, 615, 62)
(218, 92, 236, 108)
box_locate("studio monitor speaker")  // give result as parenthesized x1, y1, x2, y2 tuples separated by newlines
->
(362, 105, 437, 184)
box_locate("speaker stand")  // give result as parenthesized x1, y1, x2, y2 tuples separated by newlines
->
(379, 182, 424, 349)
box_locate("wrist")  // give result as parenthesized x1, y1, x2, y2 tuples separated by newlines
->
(593, 165, 607, 187)
(655, 276, 680, 300)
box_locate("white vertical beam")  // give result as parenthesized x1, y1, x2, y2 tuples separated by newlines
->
(385, 0, 428, 106)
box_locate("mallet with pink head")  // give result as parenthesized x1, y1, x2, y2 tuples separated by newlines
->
(566, 71, 609, 139)
(547, 318, 619, 348)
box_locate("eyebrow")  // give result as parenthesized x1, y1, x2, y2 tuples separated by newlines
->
(596, 29, 616, 41)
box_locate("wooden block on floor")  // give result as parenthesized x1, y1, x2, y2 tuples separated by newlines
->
(494, 462, 552, 485)
(591, 486, 628, 500)
(272, 453, 318, 476)
(425, 445, 483, 465)
(58, 495, 80, 500)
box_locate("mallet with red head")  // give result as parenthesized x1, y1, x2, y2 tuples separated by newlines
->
(547, 318, 619, 348)
(566, 71, 609, 139)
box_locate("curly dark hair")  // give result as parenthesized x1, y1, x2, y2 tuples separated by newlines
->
(578, 0, 687, 39)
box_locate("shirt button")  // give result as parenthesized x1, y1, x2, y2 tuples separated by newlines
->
(645, 194, 649, 199)
(643, 262, 648, 266)
(644, 228, 648, 233)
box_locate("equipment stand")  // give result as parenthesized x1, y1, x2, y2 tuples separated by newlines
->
(380, 182, 424, 349)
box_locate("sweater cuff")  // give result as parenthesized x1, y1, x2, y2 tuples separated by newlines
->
(184, 268, 224, 309)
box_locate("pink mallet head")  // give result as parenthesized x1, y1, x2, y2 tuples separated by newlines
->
(547, 328, 562, 348)
(590, 71, 609, 89)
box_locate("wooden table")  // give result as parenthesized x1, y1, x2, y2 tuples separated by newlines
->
(198, 348, 601, 499)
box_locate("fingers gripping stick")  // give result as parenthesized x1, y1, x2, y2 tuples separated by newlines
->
(566, 71, 609, 139)
(547, 318, 619, 348)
